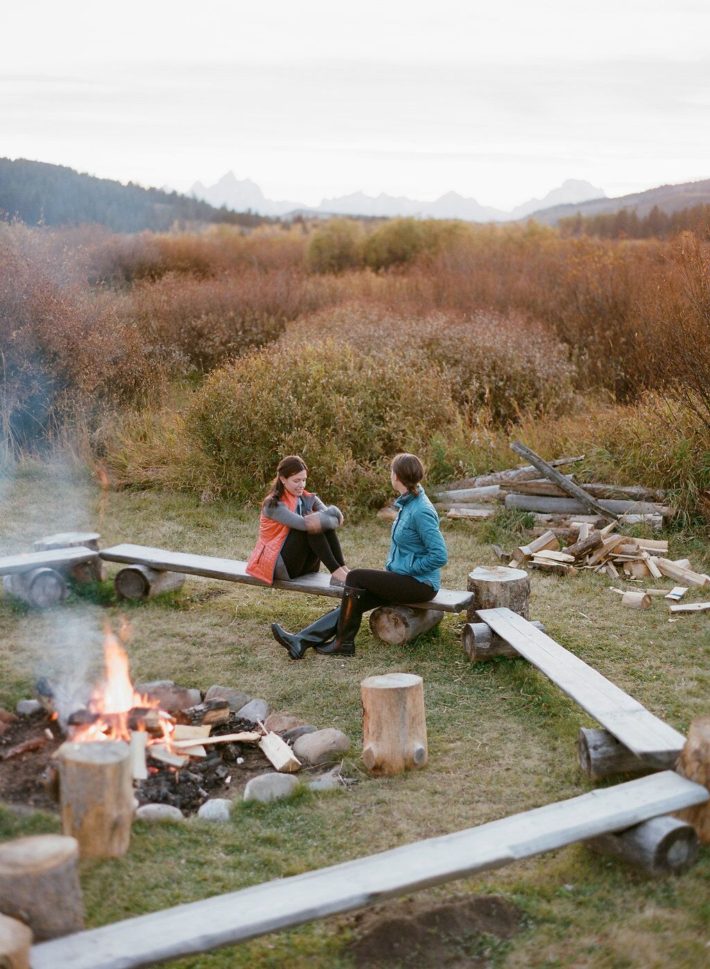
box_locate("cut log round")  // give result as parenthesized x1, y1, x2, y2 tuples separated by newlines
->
(462, 620, 545, 661)
(621, 591, 652, 610)
(361, 673, 427, 775)
(369, 606, 443, 645)
(586, 815, 699, 875)
(577, 727, 656, 780)
(0, 835, 83, 940)
(0, 913, 32, 968)
(2, 568, 66, 608)
(115, 565, 185, 601)
(466, 565, 530, 621)
(57, 741, 133, 857)
(675, 716, 710, 843)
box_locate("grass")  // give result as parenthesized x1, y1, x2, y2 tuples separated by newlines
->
(0, 468, 708, 968)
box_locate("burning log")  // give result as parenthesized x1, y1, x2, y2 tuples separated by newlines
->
(129, 731, 148, 780)
(184, 699, 231, 726)
(361, 673, 427, 775)
(56, 741, 133, 858)
(2, 568, 66, 608)
(0, 835, 84, 940)
(0, 912, 32, 968)
(466, 566, 530, 621)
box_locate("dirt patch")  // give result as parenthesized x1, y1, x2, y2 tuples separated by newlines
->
(347, 893, 524, 968)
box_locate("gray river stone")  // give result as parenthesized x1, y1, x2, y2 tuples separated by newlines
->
(243, 772, 299, 803)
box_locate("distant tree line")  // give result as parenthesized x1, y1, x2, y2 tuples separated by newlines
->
(558, 203, 710, 240)
(0, 158, 272, 232)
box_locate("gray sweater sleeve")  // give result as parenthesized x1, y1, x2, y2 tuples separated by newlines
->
(264, 500, 342, 531)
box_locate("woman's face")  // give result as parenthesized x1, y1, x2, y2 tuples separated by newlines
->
(281, 470, 307, 497)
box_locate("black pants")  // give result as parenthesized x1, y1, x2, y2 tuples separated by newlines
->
(280, 528, 345, 579)
(344, 568, 436, 615)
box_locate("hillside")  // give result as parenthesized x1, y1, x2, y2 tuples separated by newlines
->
(530, 177, 710, 225)
(0, 158, 271, 232)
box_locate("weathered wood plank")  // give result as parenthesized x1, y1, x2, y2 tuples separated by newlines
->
(0, 547, 97, 576)
(504, 494, 672, 517)
(100, 545, 472, 613)
(477, 608, 685, 763)
(30, 772, 707, 969)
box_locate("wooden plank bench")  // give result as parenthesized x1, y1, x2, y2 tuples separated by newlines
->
(100, 544, 473, 613)
(30, 771, 708, 969)
(477, 607, 686, 766)
(1, 547, 100, 608)
(0, 547, 98, 576)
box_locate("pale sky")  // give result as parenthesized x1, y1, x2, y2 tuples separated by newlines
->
(2, 0, 709, 209)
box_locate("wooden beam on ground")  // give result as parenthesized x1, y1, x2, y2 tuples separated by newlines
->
(504, 494, 670, 519)
(476, 608, 686, 766)
(100, 545, 472, 613)
(510, 441, 620, 521)
(30, 772, 708, 969)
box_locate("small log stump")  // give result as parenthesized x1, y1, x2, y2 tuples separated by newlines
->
(115, 565, 185, 601)
(0, 835, 83, 940)
(0, 913, 32, 968)
(586, 816, 699, 876)
(462, 619, 545, 661)
(361, 673, 427, 775)
(577, 727, 658, 780)
(466, 565, 530, 621)
(57, 740, 133, 857)
(369, 606, 443, 645)
(2, 568, 67, 608)
(675, 716, 710, 843)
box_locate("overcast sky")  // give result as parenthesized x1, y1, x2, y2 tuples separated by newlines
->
(2, 0, 709, 209)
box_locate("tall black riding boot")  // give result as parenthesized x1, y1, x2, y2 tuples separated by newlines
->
(315, 589, 363, 657)
(271, 608, 340, 661)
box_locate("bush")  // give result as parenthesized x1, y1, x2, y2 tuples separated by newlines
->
(184, 341, 470, 511)
(287, 304, 577, 425)
(305, 219, 364, 274)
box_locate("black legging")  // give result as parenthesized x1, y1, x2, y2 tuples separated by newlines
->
(280, 528, 345, 579)
(344, 567, 436, 614)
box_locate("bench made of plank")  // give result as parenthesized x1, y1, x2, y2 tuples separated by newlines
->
(30, 771, 708, 969)
(100, 544, 473, 613)
(0, 546, 98, 576)
(477, 607, 686, 765)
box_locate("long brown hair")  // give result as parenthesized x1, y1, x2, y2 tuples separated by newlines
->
(264, 455, 308, 508)
(391, 452, 424, 494)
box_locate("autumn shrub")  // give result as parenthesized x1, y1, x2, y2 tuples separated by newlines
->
(305, 219, 365, 273)
(183, 341, 471, 511)
(288, 304, 578, 425)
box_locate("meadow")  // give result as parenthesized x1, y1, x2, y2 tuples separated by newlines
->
(0, 216, 709, 967)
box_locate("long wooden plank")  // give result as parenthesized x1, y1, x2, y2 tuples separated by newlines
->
(504, 494, 671, 517)
(100, 545, 472, 613)
(30, 772, 707, 969)
(0, 546, 97, 576)
(477, 608, 685, 763)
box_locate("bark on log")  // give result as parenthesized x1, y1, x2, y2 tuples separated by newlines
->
(510, 529, 559, 565)
(445, 455, 584, 489)
(2, 568, 67, 608)
(369, 606, 444, 645)
(586, 815, 699, 876)
(510, 441, 619, 520)
(57, 741, 133, 857)
(577, 727, 657, 780)
(504, 493, 670, 518)
(462, 620, 545, 661)
(432, 485, 501, 503)
(502, 479, 668, 502)
(676, 717, 710, 843)
(115, 565, 186, 601)
(621, 591, 652, 609)
(0, 835, 83, 940)
(466, 566, 530, 621)
(0, 913, 32, 969)
(33, 533, 105, 582)
(561, 531, 602, 560)
(361, 673, 427, 775)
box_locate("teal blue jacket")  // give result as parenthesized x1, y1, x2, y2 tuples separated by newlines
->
(385, 486, 448, 591)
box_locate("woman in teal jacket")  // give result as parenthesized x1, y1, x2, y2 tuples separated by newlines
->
(271, 453, 448, 659)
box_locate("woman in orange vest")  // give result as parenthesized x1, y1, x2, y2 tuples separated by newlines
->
(246, 455, 349, 589)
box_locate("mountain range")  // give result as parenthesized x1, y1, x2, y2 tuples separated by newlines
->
(189, 173, 607, 222)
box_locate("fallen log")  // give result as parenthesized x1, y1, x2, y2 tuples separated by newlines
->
(0, 835, 84, 940)
(586, 815, 699, 876)
(445, 454, 584, 489)
(444, 507, 495, 521)
(502, 479, 668, 502)
(432, 485, 501, 503)
(369, 606, 443, 645)
(510, 442, 619, 521)
(655, 559, 709, 587)
(361, 673, 427, 775)
(504, 494, 671, 518)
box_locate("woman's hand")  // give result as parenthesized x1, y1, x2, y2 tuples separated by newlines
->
(303, 513, 323, 534)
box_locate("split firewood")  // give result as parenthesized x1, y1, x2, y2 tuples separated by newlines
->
(561, 530, 602, 560)
(574, 522, 591, 541)
(172, 724, 212, 741)
(184, 699, 231, 726)
(666, 587, 688, 601)
(635, 538, 669, 553)
(655, 559, 710, 587)
(445, 507, 495, 520)
(621, 591, 652, 609)
(531, 560, 576, 576)
(171, 731, 261, 748)
(604, 561, 619, 579)
(129, 731, 148, 780)
(491, 544, 512, 564)
(642, 553, 663, 579)
(672, 558, 692, 570)
(258, 731, 301, 773)
(510, 529, 559, 565)
(623, 561, 652, 579)
(643, 588, 673, 597)
(533, 550, 575, 563)
(669, 601, 710, 613)
(587, 534, 626, 566)
(148, 745, 189, 768)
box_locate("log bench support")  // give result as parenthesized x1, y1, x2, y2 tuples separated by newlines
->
(115, 565, 186, 601)
(586, 815, 699, 876)
(0, 546, 99, 609)
(369, 606, 443, 645)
